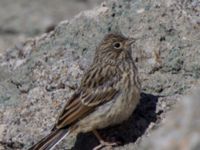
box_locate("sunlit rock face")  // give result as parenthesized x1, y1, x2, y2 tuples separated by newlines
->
(0, 0, 199, 149)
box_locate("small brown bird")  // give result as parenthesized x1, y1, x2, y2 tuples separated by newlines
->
(29, 33, 141, 150)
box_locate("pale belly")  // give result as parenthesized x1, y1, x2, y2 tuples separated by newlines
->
(75, 86, 140, 133)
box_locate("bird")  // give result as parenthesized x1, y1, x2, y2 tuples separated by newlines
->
(29, 33, 141, 150)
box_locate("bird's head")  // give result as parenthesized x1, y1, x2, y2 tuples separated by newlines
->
(94, 33, 135, 64)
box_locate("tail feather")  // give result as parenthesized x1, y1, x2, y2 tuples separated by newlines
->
(29, 128, 69, 150)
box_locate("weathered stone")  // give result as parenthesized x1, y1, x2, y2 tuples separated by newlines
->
(0, 0, 200, 149)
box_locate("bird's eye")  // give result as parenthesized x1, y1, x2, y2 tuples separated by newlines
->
(113, 42, 122, 49)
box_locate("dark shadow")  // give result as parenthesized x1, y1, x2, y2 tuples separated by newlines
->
(72, 92, 162, 150)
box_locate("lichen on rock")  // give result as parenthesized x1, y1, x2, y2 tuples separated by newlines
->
(0, 0, 200, 149)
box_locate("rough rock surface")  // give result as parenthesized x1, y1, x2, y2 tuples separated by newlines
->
(0, 0, 104, 52)
(139, 87, 200, 150)
(0, 0, 200, 150)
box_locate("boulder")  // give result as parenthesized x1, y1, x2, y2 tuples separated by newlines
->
(0, 0, 199, 149)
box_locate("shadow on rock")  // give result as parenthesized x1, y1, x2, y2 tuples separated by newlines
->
(72, 92, 161, 150)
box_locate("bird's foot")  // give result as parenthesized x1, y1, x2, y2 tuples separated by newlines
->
(93, 140, 118, 150)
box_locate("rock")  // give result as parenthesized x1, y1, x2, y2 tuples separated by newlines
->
(139, 87, 200, 150)
(0, 0, 105, 52)
(0, 0, 200, 149)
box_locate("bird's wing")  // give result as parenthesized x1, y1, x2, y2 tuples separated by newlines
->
(55, 64, 121, 129)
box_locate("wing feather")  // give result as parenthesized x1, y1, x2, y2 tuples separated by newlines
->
(55, 64, 120, 129)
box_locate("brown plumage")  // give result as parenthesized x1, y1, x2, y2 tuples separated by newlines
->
(29, 33, 141, 150)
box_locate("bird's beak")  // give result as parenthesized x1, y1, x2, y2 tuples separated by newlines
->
(125, 38, 135, 50)
(127, 38, 135, 46)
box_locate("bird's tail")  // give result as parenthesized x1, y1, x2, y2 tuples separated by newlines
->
(29, 128, 69, 150)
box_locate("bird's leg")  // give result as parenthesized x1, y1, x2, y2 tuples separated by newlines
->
(92, 130, 117, 150)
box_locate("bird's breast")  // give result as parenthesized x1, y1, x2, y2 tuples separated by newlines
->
(108, 70, 140, 125)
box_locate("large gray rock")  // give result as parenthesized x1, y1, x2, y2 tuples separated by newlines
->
(0, 0, 104, 52)
(0, 0, 199, 149)
(139, 87, 200, 150)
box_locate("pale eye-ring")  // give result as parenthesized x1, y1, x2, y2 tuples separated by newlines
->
(113, 42, 122, 49)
